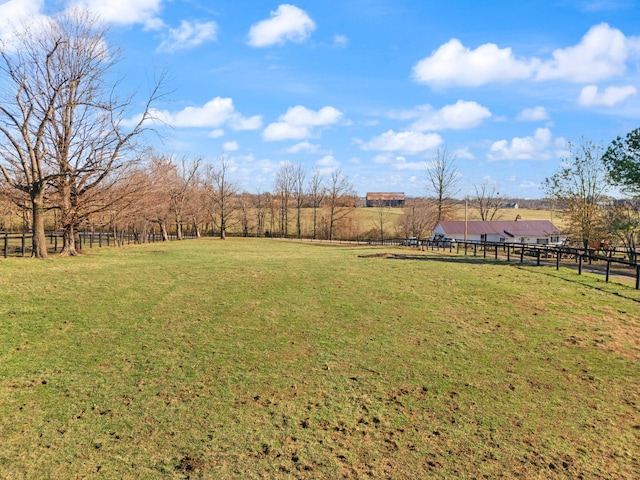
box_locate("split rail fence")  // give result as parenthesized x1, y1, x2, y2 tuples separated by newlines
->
(422, 240, 640, 289)
(1, 231, 196, 258)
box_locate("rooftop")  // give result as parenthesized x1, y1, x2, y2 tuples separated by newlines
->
(437, 220, 562, 237)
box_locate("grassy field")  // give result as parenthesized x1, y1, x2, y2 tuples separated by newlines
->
(0, 239, 638, 479)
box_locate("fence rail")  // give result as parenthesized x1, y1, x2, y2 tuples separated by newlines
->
(1, 231, 198, 258)
(420, 240, 640, 289)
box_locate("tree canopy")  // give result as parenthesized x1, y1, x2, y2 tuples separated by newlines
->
(602, 127, 640, 197)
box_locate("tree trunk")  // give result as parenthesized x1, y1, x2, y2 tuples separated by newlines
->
(31, 195, 48, 259)
(161, 222, 169, 242)
(60, 223, 79, 256)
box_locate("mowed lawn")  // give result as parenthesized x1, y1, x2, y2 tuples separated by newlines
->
(0, 239, 638, 479)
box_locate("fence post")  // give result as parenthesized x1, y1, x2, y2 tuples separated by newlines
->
(636, 265, 639, 290)
(520, 246, 524, 263)
(21, 233, 26, 257)
(494, 244, 498, 260)
(536, 249, 541, 266)
(507, 245, 510, 262)
(3, 233, 7, 258)
(578, 255, 583, 275)
(606, 260, 610, 283)
(556, 250, 561, 270)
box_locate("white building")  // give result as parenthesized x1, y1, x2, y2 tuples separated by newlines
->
(432, 219, 564, 245)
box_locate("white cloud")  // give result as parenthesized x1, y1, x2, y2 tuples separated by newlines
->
(372, 153, 393, 164)
(263, 122, 309, 141)
(222, 141, 239, 152)
(578, 84, 637, 106)
(317, 155, 340, 167)
(453, 147, 475, 160)
(396, 100, 491, 131)
(286, 141, 321, 153)
(488, 128, 557, 161)
(281, 105, 343, 126)
(263, 105, 343, 141)
(142, 97, 262, 131)
(391, 157, 427, 171)
(0, 0, 42, 27)
(70, 0, 164, 30)
(157, 20, 217, 53)
(535, 23, 639, 82)
(361, 130, 443, 154)
(517, 106, 549, 121)
(0, 0, 48, 46)
(229, 115, 264, 131)
(412, 38, 536, 87)
(333, 34, 349, 48)
(412, 23, 640, 87)
(208, 129, 225, 138)
(372, 154, 425, 170)
(247, 4, 316, 47)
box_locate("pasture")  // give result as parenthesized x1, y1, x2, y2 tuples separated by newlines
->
(0, 238, 638, 478)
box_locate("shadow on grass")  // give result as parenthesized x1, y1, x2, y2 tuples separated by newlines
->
(359, 252, 640, 304)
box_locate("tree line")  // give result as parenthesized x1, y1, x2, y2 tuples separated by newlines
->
(544, 138, 640, 262)
(1, 10, 639, 259)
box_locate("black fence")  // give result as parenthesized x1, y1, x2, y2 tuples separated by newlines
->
(420, 240, 640, 289)
(1, 231, 198, 258)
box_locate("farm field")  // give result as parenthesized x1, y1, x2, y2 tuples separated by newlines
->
(0, 238, 638, 478)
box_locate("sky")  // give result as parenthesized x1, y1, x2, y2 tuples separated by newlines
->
(1, 0, 640, 198)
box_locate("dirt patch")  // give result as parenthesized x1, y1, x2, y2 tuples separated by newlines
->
(176, 455, 205, 475)
(359, 253, 401, 259)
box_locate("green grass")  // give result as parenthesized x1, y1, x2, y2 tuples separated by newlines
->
(0, 239, 638, 478)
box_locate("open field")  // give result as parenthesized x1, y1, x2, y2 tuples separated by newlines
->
(1, 239, 638, 478)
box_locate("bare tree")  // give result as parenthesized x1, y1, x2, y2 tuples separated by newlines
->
(325, 169, 356, 241)
(237, 191, 254, 237)
(471, 179, 506, 221)
(0, 10, 164, 257)
(253, 190, 267, 237)
(373, 199, 393, 242)
(307, 170, 325, 240)
(143, 155, 174, 241)
(168, 156, 201, 240)
(100, 167, 153, 246)
(264, 191, 277, 237)
(543, 140, 609, 250)
(292, 163, 306, 239)
(426, 149, 460, 223)
(402, 197, 436, 241)
(205, 156, 239, 240)
(274, 162, 295, 237)
(605, 200, 640, 263)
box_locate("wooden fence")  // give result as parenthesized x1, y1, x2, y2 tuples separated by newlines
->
(1, 231, 197, 258)
(421, 240, 640, 289)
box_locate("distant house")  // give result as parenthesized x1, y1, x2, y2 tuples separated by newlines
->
(365, 192, 405, 208)
(431, 219, 564, 245)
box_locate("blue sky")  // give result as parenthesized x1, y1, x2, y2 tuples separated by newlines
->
(2, 0, 640, 198)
